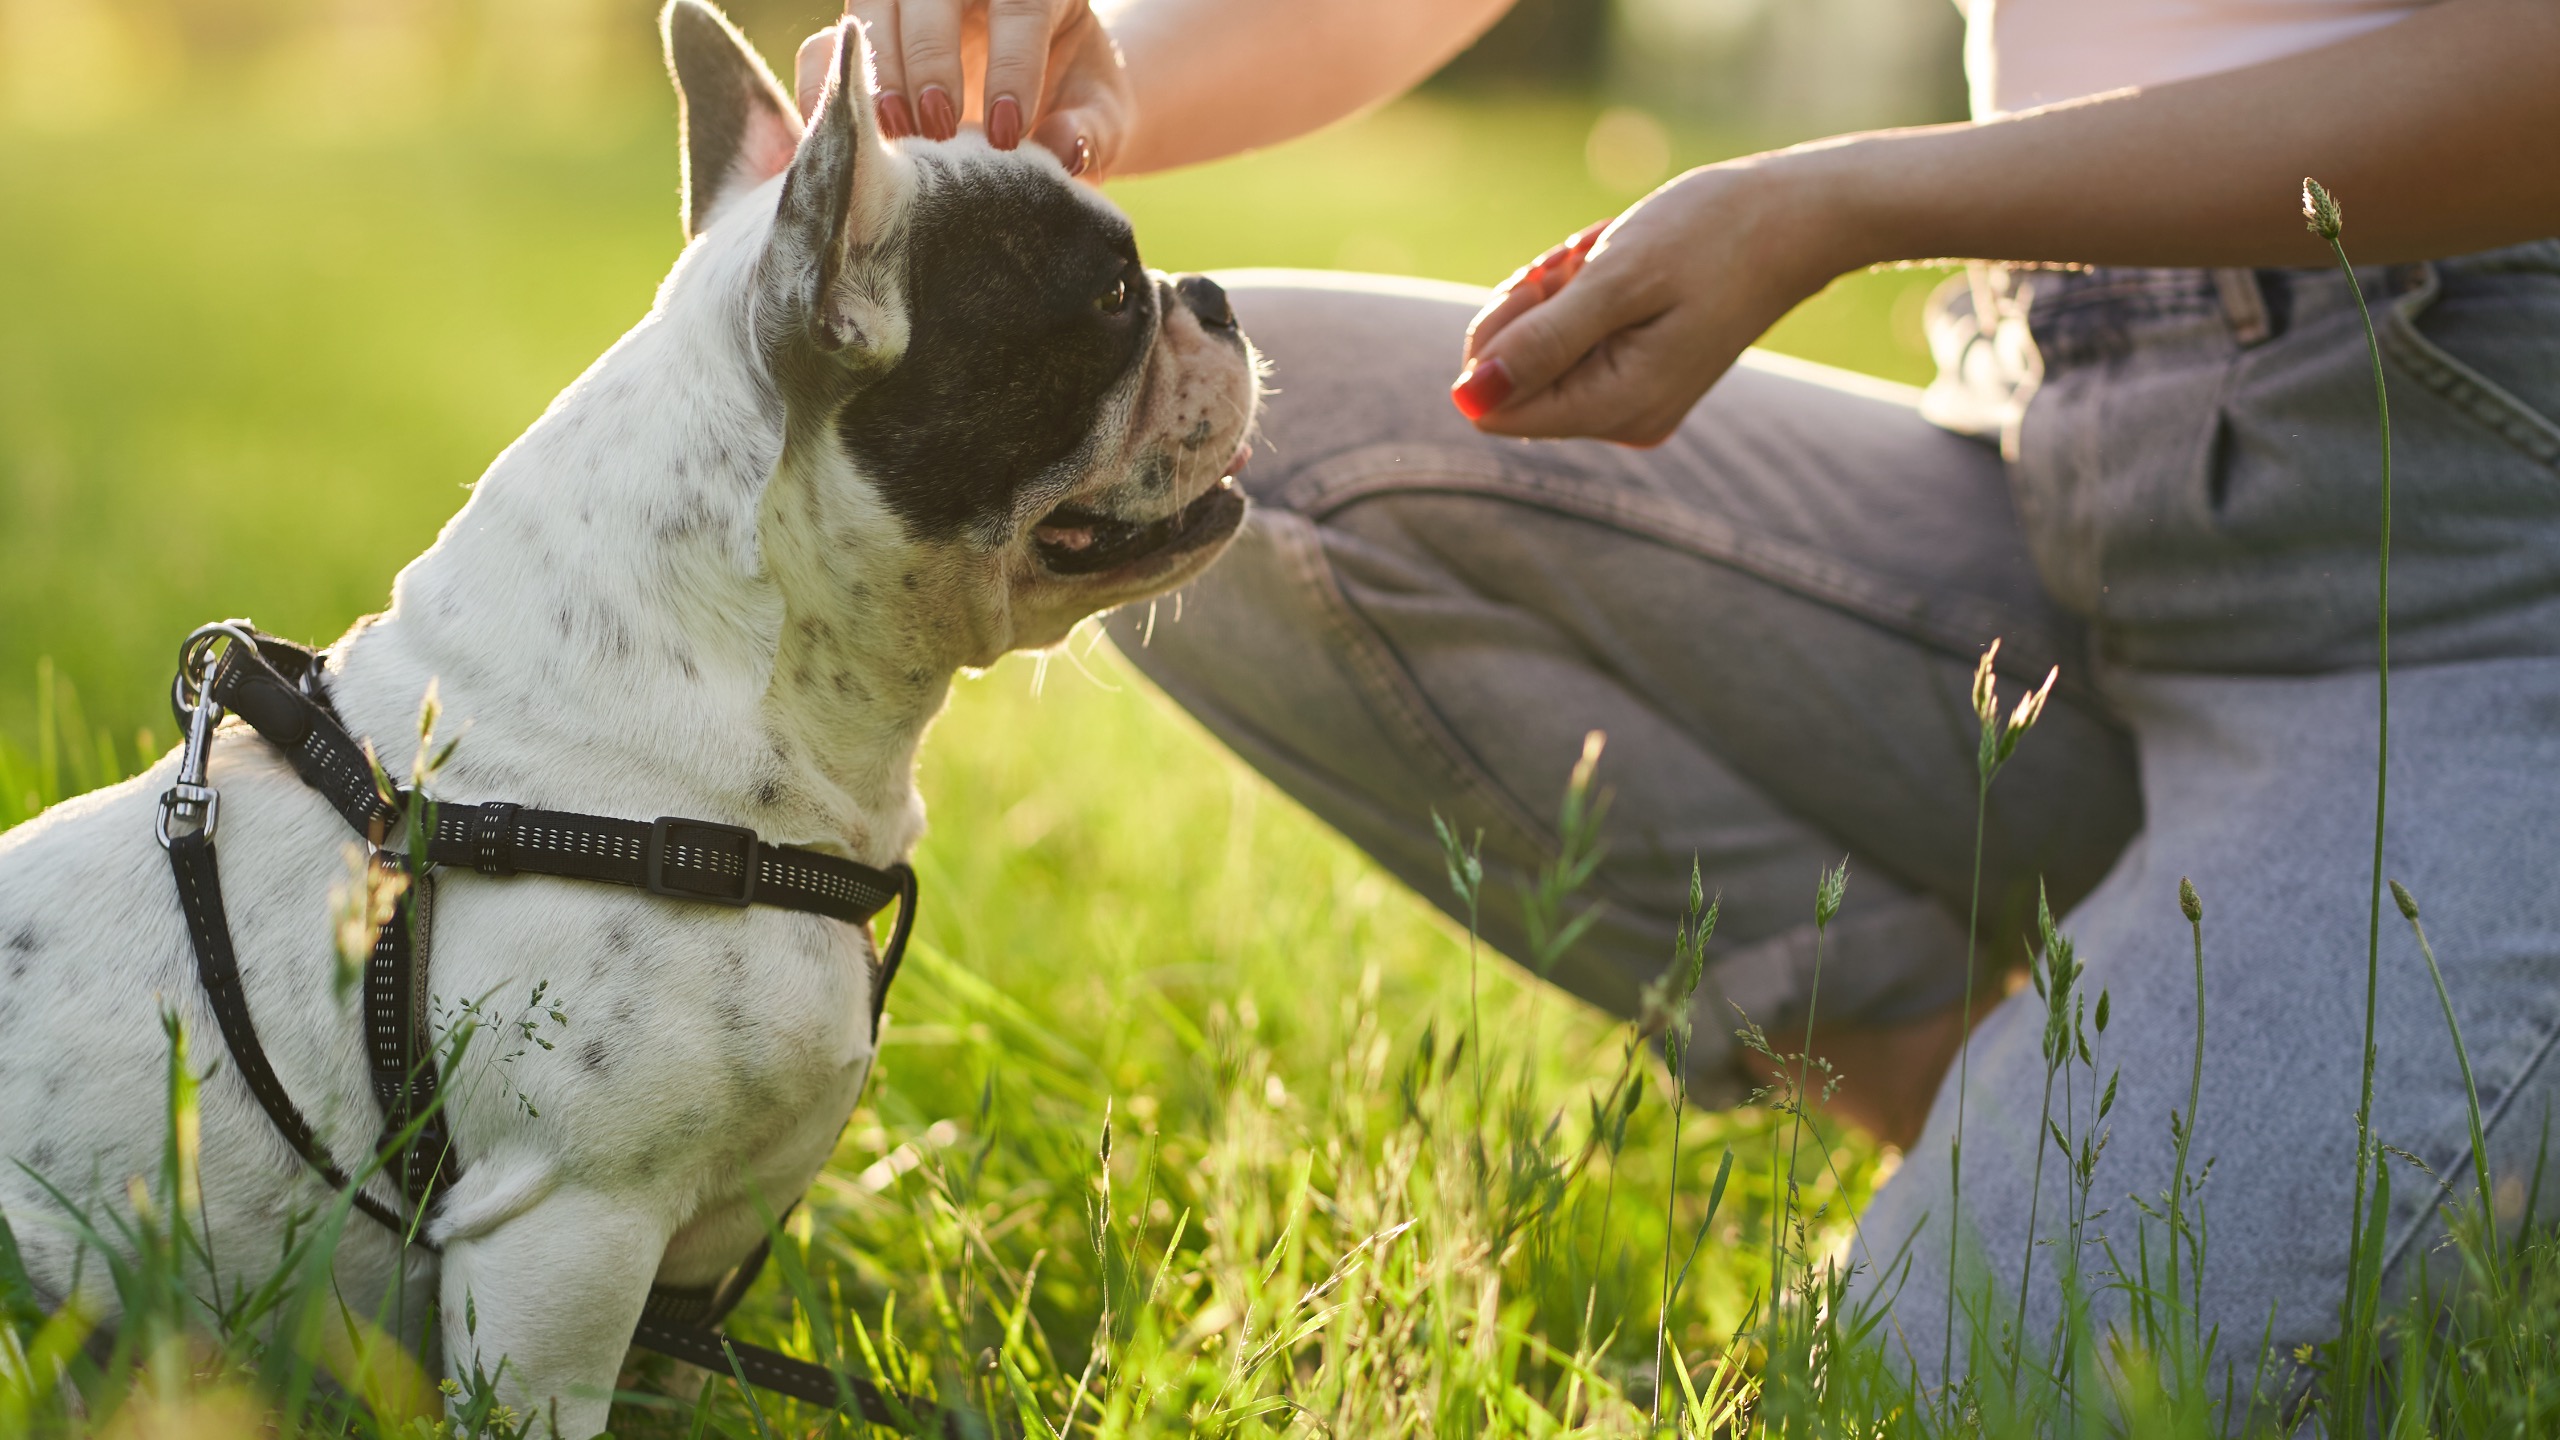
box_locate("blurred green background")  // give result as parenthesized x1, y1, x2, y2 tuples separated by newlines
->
(0, 2, 1955, 747)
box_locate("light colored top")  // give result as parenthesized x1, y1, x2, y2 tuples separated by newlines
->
(1968, 0, 2435, 116)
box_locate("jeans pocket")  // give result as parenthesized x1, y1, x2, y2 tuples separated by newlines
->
(2380, 260, 2560, 472)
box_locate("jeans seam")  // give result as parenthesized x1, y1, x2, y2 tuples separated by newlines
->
(2380, 266, 2560, 471)
(1278, 443, 2075, 691)
(1253, 507, 1563, 856)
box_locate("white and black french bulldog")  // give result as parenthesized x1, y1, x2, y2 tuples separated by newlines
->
(0, 2, 1255, 1429)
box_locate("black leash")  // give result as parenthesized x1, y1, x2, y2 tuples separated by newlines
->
(154, 622, 971, 1433)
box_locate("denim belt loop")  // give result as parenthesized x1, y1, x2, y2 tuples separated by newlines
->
(2213, 267, 2274, 347)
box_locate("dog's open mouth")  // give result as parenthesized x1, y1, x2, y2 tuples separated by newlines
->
(1033, 474, 1248, 577)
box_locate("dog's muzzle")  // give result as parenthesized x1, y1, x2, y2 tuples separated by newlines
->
(1033, 474, 1247, 576)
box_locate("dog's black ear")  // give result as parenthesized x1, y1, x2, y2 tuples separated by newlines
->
(664, 0, 803, 240)
(767, 17, 909, 360)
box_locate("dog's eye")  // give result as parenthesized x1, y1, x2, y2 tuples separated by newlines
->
(1096, 277, 1130, 316)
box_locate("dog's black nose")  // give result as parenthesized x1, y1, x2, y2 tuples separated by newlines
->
(1175, 274, 1236, 332)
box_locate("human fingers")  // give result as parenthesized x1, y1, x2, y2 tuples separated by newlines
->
(1471, 225, 1765, 445)
(1471, 315, 1712, 445)
(1027, 110, 1096, 179)
(889, 0, 966, 140)
(1464, 224, 1605, 361)
(795, 27, 840, 120)
(1461, 280, 1550, 363)
(839, 4, 917, 136)
(1026, 10, 1129, 178)
(980, 0, 1061, 150)
(1450, 249, 1661, 424)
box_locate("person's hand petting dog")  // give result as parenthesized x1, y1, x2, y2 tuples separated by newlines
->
(792, 0, 1130, 176)
(1452, 160, 1857, 446)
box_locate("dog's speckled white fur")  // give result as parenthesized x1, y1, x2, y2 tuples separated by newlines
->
(0, 4, 1255, 1431)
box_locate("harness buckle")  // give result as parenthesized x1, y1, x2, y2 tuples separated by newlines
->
(157, 626, 259, 849)
(646, 817, 759, 907)
(155, 782, 221, 848)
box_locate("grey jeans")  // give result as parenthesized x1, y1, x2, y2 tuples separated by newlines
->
(1105, 248, 2560, 1381)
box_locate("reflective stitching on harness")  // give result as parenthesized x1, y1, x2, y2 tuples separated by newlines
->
(763, 857, 881, 906)
(517, 824, 643, 862)
(667, 841, 744, 876)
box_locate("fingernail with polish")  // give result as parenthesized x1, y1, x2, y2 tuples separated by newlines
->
(986, 95, 1023, 150)
(877, 91, 915, 138)
(1067, 135, 1091, 177)
(1450, 358, 1513, 420)
(917, 85, 957, 140)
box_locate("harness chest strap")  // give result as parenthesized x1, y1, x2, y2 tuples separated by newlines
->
(166, 828, 424, 1239)
(155, 623, 948, 1429)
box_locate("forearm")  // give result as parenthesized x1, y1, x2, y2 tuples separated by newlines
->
(1791, 0, 2560, 272)
(1102, 0, 1515, 173)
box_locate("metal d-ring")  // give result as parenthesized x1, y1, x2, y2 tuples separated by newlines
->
(155, 620, 261, 849)
(170, 620, 262, 719)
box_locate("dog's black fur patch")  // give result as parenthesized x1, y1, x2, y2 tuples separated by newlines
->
(835, 164, 1154, 544)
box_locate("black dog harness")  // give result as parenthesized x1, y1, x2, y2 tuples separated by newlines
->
(153, 622, 952, 1429)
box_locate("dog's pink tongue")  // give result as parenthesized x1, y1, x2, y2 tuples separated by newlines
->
(1034, 522, 1095, 550)
(1225, 444, 1252, 479)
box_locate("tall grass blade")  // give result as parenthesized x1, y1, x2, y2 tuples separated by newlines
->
(2302, 173, 2393, 1440)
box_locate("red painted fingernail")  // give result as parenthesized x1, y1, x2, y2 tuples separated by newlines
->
(1067, 135, 1091, 177)
(986, 95, 1022, 150)
(1451, 358, 1513, 420)
(877, 91, 915, 139)
(917, 85, 957, 140)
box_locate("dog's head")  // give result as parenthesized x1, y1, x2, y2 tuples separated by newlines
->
(662, 1, 1255, 665)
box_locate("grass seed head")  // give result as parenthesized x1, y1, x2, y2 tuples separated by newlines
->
(2179, 876, 2202, 924)
(1995, 666, 2058, 764)
(1571, 728, 1605, 794)
(2302, 177, 2344, 240)
(2390, 878, 2419, 921)
(2010, 667, 2057, 738)
(330, 840, 407, 1002)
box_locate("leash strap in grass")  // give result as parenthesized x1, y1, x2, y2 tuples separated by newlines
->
(632, 1309, 985, 1436)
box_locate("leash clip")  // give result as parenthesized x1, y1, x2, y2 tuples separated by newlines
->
(156, 621, 261, 848)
